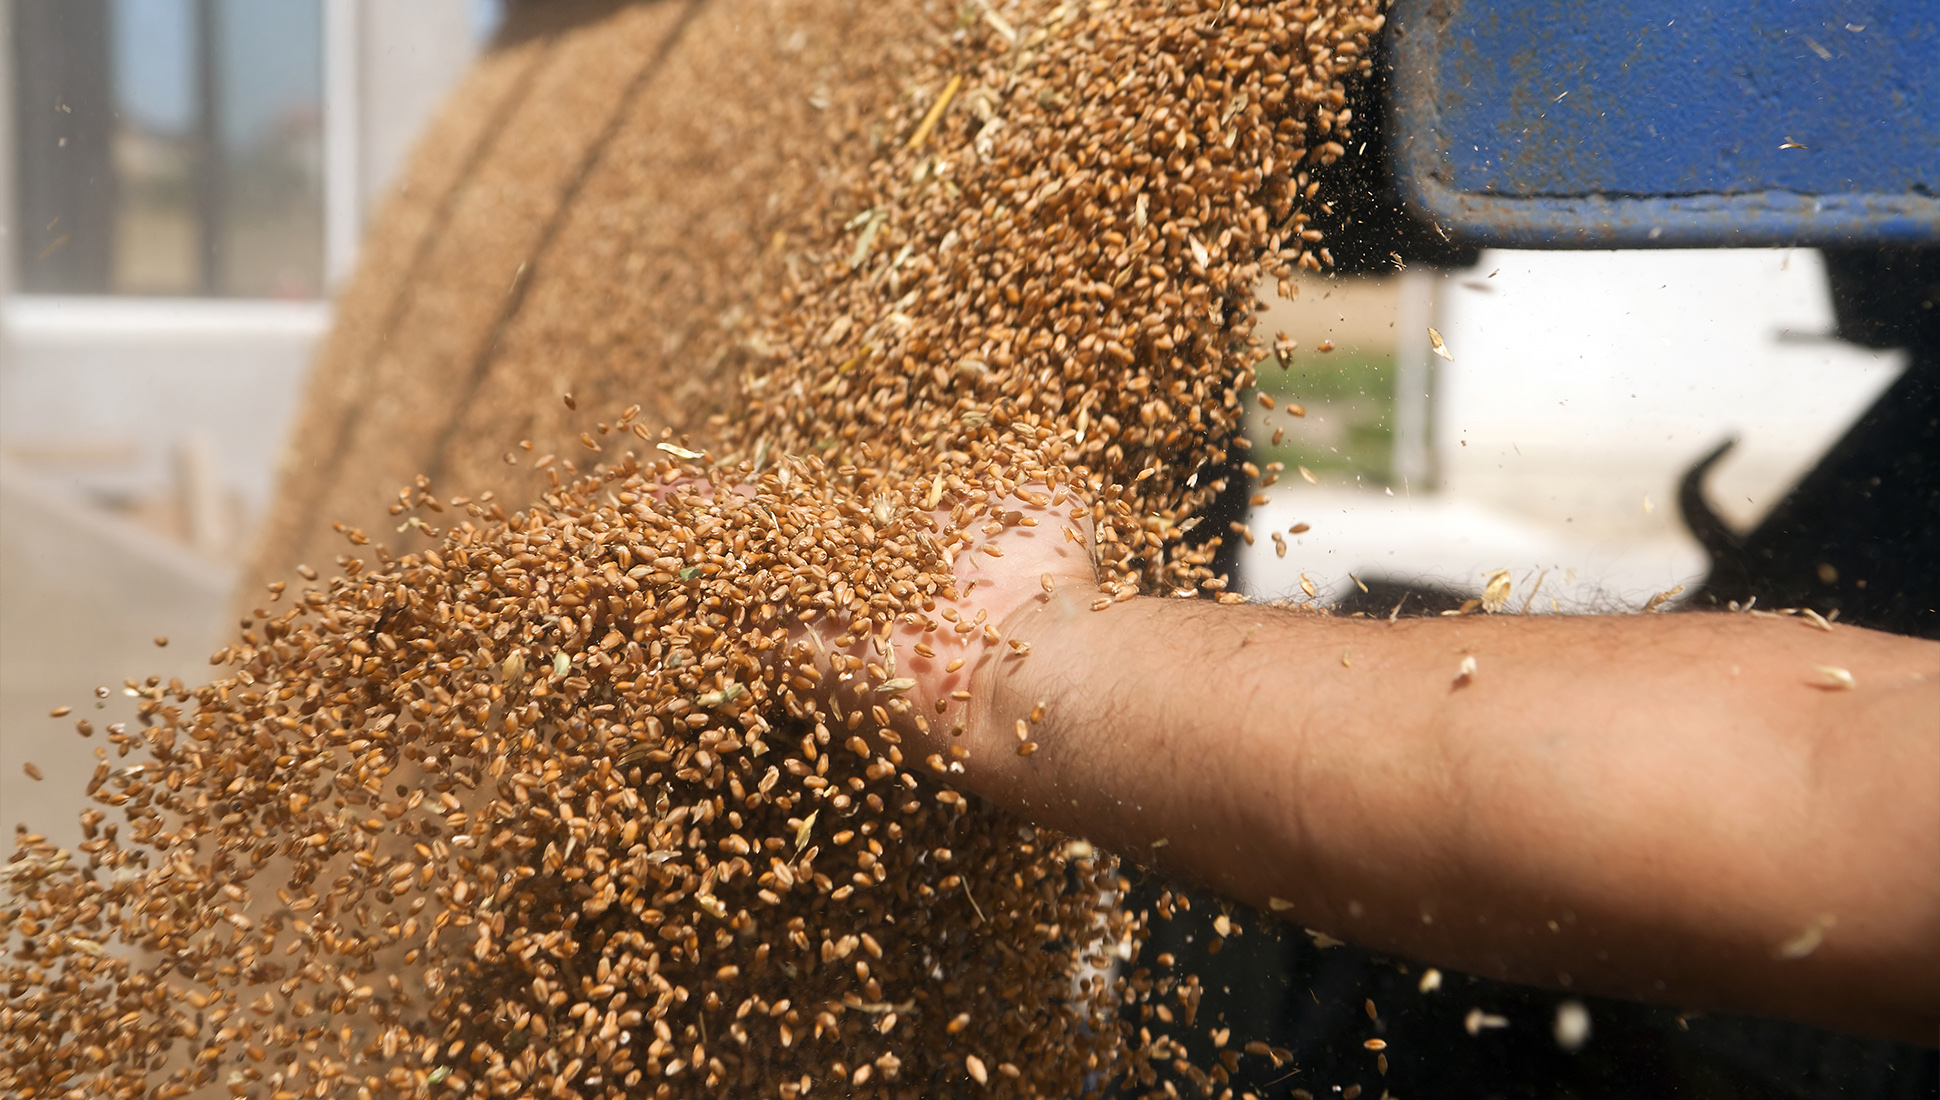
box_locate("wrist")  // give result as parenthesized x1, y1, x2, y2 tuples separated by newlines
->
(957, 585, 1098, 778)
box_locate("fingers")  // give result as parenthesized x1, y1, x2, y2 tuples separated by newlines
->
(631, 464, 1096, 764)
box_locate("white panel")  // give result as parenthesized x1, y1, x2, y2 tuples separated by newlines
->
(1433, 249, 1904, 536)
(324, 0, 363, 287)
(1240, 250, 1905, 608)
(358, 0, 478, 213)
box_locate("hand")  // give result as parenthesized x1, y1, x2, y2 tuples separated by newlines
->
(800, 475, 1098, 775)
(652, 464, 1097, 773)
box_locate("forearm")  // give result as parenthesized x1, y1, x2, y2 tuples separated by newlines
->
(957, 594, 1940, 1043)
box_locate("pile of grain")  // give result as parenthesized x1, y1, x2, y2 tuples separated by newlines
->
(3, 1, 1380, 1096)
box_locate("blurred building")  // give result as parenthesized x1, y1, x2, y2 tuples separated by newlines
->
(2, 0, 493, 845)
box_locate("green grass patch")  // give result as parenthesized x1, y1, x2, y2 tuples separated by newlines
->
(1250, 353, 1397, 485)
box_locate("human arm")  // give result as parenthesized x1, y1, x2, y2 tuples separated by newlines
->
(971, 592, 1939, 1045)
(860, 488, 1940, 1046)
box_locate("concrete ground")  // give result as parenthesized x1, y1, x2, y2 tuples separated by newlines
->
(0, 461, 234, 852)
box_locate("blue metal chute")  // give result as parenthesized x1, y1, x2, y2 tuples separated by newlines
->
(1388, 0, 1940, 247)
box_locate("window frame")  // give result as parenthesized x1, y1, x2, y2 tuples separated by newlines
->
(0, 0, 362, 314)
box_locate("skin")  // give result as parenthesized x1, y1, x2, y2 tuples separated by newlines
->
(673, 469, 1937, 1042)
(812, 481, 1940, 1047)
